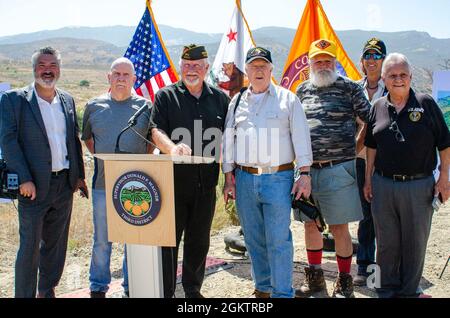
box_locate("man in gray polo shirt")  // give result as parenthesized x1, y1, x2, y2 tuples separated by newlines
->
(82, 57, 152, 298)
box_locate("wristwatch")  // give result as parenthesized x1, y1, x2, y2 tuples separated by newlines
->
(295, 170, 311, 182)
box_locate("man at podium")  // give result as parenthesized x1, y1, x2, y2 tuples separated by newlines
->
(82, 57, 153, 298)
(150, 45, 230, 298)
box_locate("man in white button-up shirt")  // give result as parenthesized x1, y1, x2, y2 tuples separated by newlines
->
(222, 47, 313, 298)
(0, 47, 87, 298)
(35, 87, 70, 172)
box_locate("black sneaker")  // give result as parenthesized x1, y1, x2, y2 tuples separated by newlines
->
(185, 291, 205, 298)
(90, 291, 106, 298)
(353, 274, 368, 287)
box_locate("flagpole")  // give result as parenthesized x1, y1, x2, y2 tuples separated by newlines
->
(146, 0, 179, 80)
(236, 0, 257, 47)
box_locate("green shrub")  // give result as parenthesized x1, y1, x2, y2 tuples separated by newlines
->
(79, 80, 90, 87)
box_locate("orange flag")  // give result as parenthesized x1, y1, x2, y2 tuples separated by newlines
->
(281, 0, 361, 93)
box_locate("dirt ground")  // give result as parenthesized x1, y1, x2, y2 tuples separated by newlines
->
(0, 201, 449, 298)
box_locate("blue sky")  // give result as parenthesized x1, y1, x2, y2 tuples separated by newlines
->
(0, 0, 449, 38)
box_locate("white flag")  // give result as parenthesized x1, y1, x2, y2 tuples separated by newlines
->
(208, 0, 256, 97)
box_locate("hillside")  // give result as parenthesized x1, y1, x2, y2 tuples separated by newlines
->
(2, 26, 449, 93)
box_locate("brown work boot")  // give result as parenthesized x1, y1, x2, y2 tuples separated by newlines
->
(252, 289, 271, 298)
(295, 267, 326, 298)
(332, 273, 355, 298)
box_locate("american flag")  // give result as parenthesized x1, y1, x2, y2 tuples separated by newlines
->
(125, 0, 178, 101)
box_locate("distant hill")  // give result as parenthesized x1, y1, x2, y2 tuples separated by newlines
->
(0, 25, 222, 47)
(438, 96, 450, 107)
(1, 25, 449, 93)
(0, 38, 123, 67)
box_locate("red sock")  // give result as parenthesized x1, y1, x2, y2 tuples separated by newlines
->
(307, 249, 323, 266)
(336, 254, 353, 274)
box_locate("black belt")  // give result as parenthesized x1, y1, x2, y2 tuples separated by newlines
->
(311, 159, 354, 169)
(375, 170, 431, 182)
(51, 169, 68, 177)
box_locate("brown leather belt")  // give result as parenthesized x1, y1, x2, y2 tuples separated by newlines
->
(236, 163, 294, 175)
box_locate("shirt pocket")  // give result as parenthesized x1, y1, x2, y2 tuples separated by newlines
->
(265, 110, 289, 129)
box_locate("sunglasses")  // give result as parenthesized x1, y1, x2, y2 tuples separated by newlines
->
(389, 121, 406, 142)
(363, 53, 384, 60)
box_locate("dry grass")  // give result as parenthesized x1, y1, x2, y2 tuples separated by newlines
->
(0, 63, 234, 296)
(0, 161, 233, 251)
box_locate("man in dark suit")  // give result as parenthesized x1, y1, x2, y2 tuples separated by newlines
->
(0, 47, 87, 298)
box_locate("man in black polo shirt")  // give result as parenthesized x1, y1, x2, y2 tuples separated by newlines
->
(150, 44, 229, 298)
(364, 53, 450, 298)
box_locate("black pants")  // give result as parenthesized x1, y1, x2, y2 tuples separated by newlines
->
(15, 172, 74, 298)
(356, 158, 376, 273)
(162, 186, 216, 298)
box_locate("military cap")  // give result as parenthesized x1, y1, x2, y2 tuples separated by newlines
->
(181, 44, 208, 60)
(363, 38, 387, 56)
(245, 47, 273, 64)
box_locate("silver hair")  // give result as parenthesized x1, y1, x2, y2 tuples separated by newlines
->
(382, 53, 412, 77)
(31, 46, 61, 71)
(110, 57, 136, 74)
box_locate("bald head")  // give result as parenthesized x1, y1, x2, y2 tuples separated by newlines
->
(110, 57, 135, 74)
(108, 57, 137, 101)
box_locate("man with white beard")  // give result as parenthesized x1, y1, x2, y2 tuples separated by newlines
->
(150, 44, 229, 298)
(295, 39, 372, 298)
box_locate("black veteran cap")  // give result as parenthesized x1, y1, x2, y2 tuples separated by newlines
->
(181, 44, 208, 60)
(363, 38, 387, 56)
(245, 47, 272, 64)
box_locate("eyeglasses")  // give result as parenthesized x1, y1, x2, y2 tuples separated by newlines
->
(363, 53, 384, 61)
(389, 121, 406, 142)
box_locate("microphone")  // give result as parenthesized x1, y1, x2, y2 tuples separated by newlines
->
(115, 103, 153, 153)
(127, 103, 149, 126)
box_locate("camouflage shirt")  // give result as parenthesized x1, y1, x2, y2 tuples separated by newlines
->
(296, 76, 371, 161)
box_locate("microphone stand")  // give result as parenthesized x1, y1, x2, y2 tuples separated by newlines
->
(114, 124, 134, 154)
(115, 122, 158, 154)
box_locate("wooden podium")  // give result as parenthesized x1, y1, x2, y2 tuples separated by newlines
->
(95, 154, 214, 298)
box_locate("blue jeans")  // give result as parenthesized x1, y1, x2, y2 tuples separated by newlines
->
(235, 169, 295, 298)
(89, 189, 128, 293)
(356, 158, 376, 275)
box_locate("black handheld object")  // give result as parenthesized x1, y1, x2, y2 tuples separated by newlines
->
(0, 159, 19, 199)
(292, 195, 326, 232)
(79, 186, 89, 199)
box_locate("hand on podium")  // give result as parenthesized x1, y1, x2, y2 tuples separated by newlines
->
(170, 143, 192, 156)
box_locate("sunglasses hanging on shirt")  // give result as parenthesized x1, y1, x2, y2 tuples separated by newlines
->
(388, 106, 406, 142)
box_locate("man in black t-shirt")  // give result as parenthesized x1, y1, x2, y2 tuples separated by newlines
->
(364, 53, 450, 298)
(150, 44, 229, 298)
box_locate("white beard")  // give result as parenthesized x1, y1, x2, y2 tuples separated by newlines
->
(35, 76, 58, 89)
(184, 77, 201, 87)
(310, 69, 338, 88)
